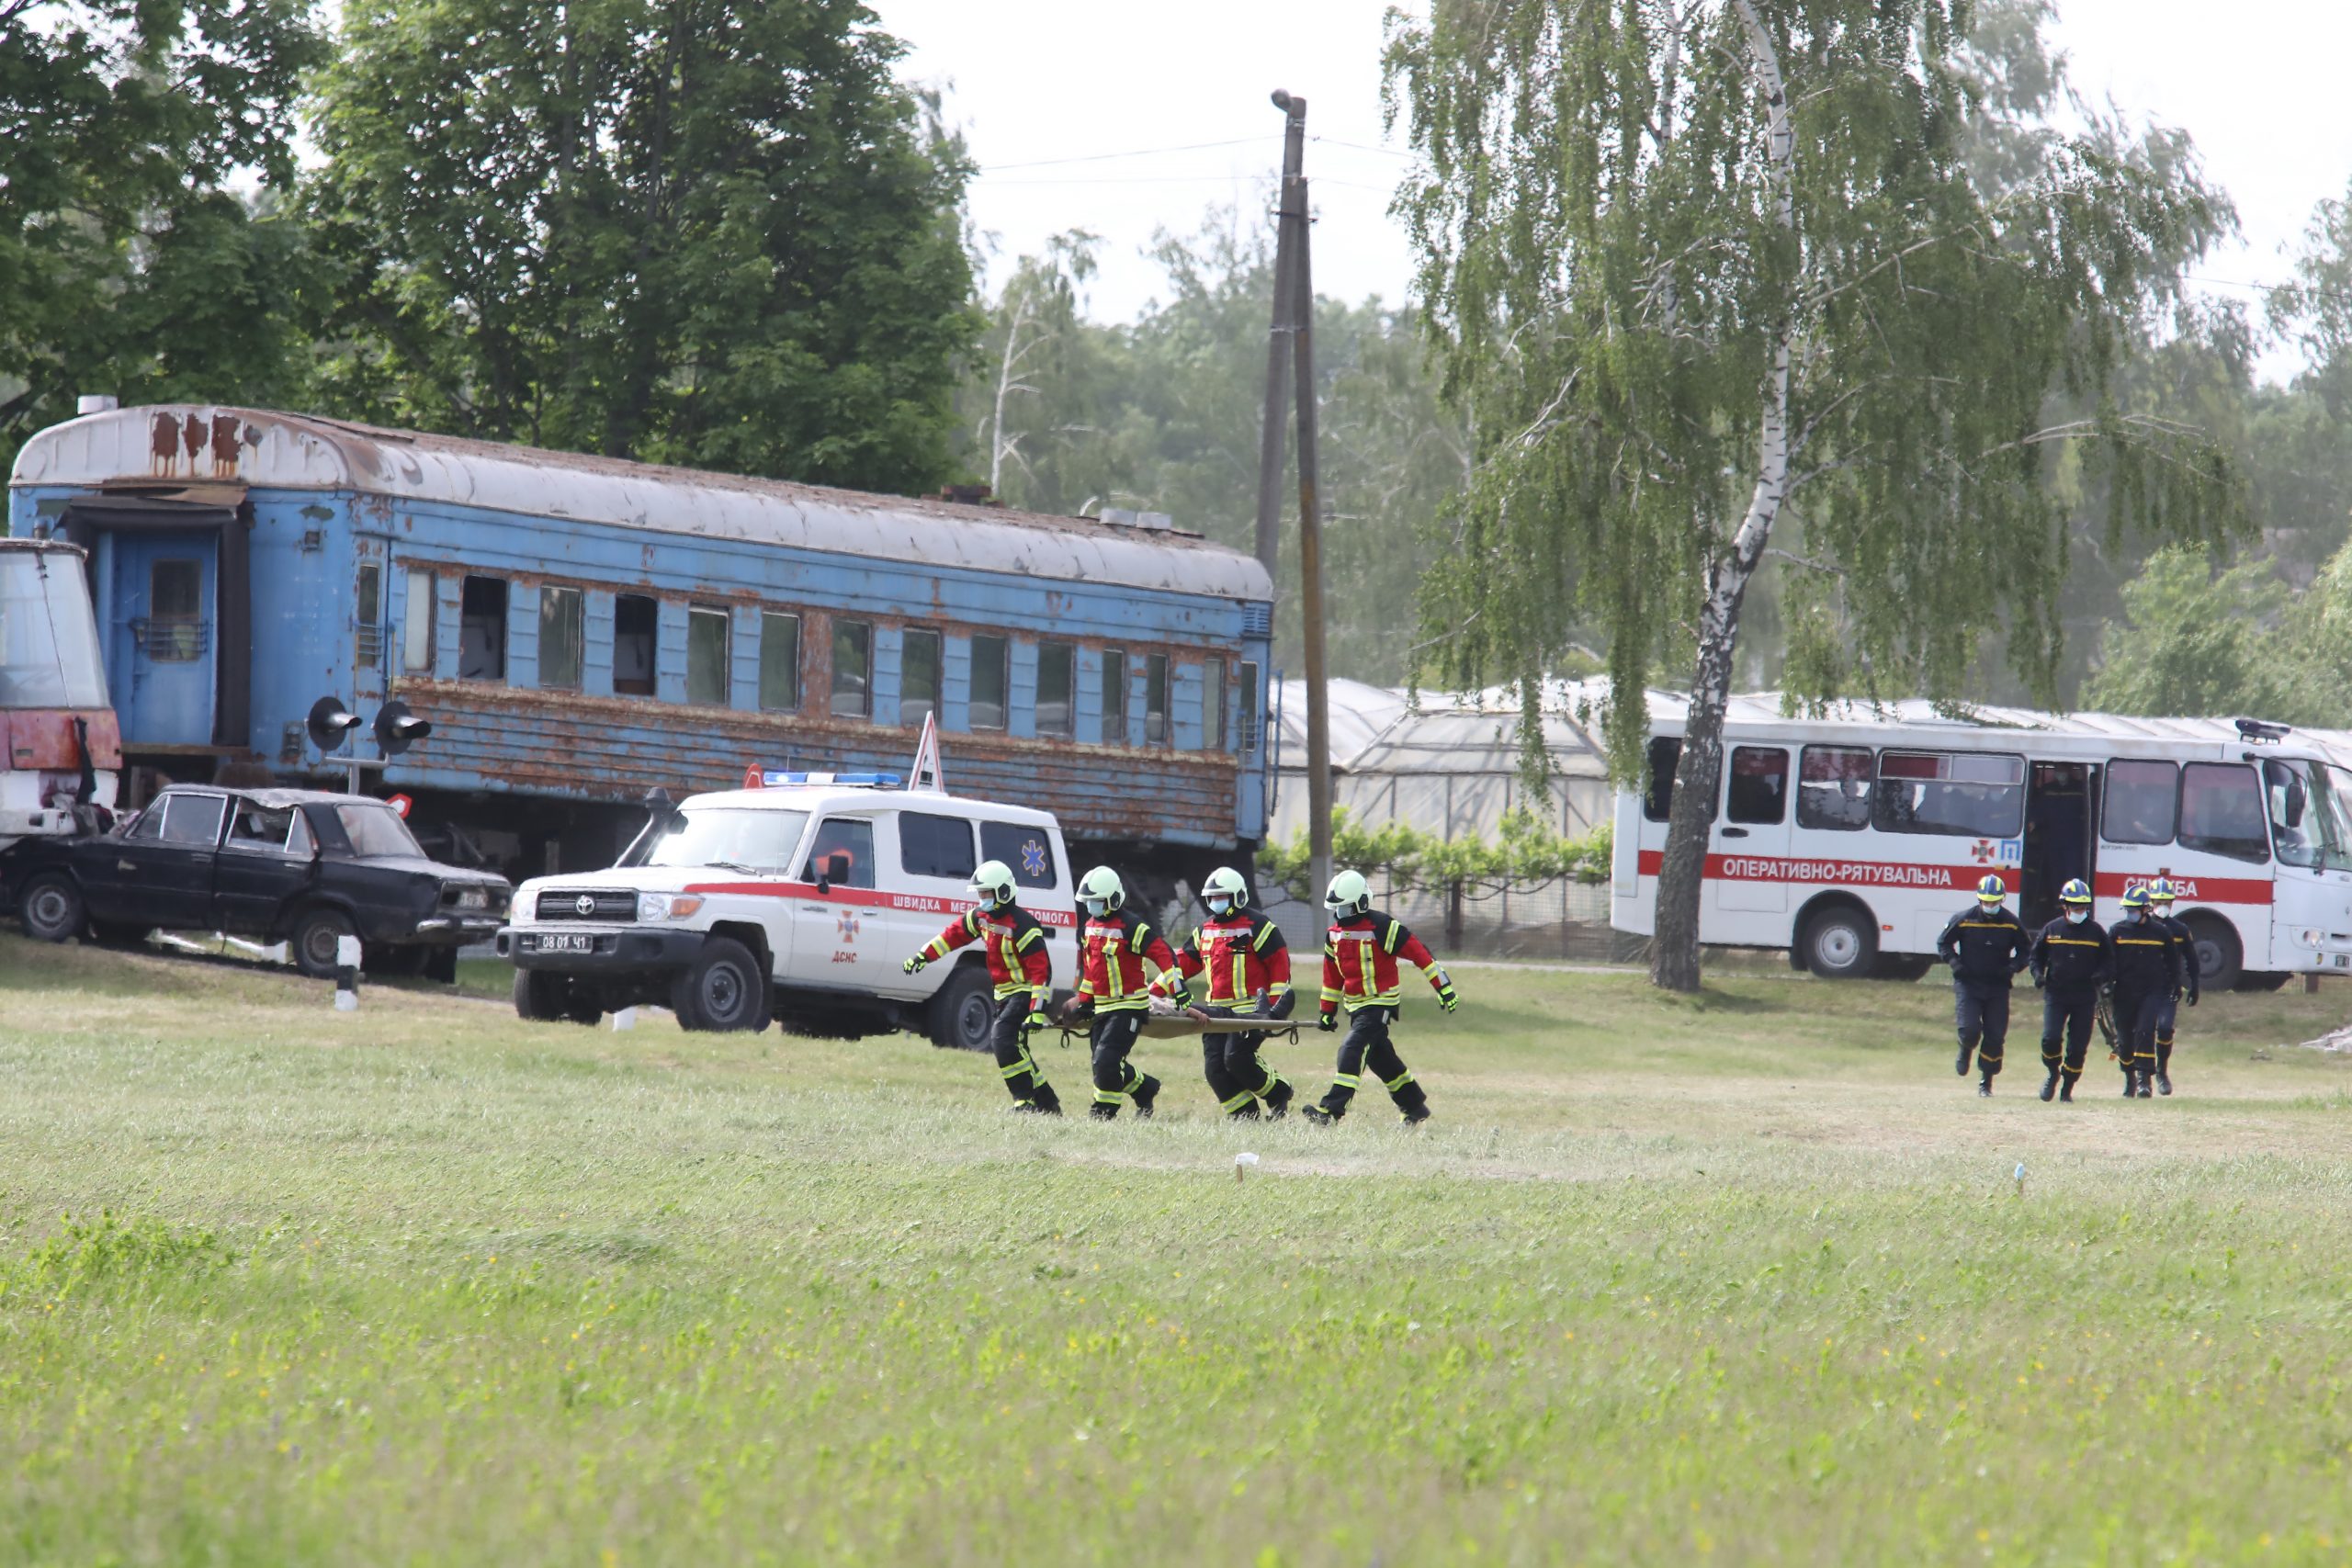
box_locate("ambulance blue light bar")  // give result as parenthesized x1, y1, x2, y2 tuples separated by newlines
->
(743, 766, 903, 789)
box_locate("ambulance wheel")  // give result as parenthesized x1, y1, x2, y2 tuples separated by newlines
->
(514, 967, 569, 1021)
(1800, 904, 1876, 981)
(671, 937, 772, 1032)
(2182, 914, 2242, 992)
(928, 964, 996, 1052)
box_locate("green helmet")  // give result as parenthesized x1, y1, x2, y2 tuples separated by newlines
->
(1203, 866, 1250, 913)
(1079, 864, 1125, 916)
(969, 859, 1016, 909)
(1325, 868, 1371, 917)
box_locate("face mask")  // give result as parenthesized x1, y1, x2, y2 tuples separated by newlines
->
(1083, 897, 1109, 918)
(2066, 909, 2088, 925)
(1207, 897, 1233, 917)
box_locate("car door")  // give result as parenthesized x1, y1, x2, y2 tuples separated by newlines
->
(789, 815, 877, 987)
(889, 808, 979, 987)
(213, 796, 316, 936)
(88, 789, 227, 931)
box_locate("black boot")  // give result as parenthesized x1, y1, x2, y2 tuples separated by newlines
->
(2039, 1069, 2059, 1102)
(2059, 1075, 2075, 1103)
(1227, 1101, 1261, 1121)
(1977, 1075, 1993, 1098)
(2121, 1071, 2138, 1098)
(1300, 1103, 1339, 1127)
(1263, 1079, 1295, 1120)
(2155, 1069, 2173, 1097)
(2134, 1070, 2154, 1100)
(1089, 1101, 1119, 1121)
(1954, 1041, 1974, 1077)
(1130, 1074, 1161, 1120)
(1398, 1105, 1431, 1127)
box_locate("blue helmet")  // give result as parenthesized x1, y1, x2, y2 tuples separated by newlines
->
(1975, 874, 2006, 902)
(2120, 884, 2151, 911)
(2146, 875, 2177, 904)
(2059, 878, 2092, 906)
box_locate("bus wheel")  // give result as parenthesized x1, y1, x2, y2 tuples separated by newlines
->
(2235, 971, 2290, 993)
(2182, 914, 2243, 993)
(1801, 905, 1877, 980)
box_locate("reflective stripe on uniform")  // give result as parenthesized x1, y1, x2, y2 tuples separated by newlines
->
(1220, 1089, 1256, 1113)
(1384, 1069, 1415, 1090)
(1332, 1073, 1360, 1089)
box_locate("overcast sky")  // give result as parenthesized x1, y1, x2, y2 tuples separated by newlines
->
(875, 0, 2352, 385)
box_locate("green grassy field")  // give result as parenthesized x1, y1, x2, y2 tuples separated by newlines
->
(3, 933, 2351, 1565)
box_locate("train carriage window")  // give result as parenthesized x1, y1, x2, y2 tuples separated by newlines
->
(354, 563, 382, 670)
(1145, 653, 1170, 745)
(1204, 657, 1228, 751)
(401, 569, 435, 674)
(901, 628, 941, 725)
(1238, 661, 1261, 753)
(1872, 750, 2024, 838)
(1726, 746, 1788, 824)
(1797, 745, 1873, 830)
(686, 606, 729, 705)
(2178, 761, 2269, 863)
(759, 612, 801, 711)
(2102, 759, 2177, 844)
(458, 576, 506, 682)
(539, 586, 583, 692)
(145, 559, 204, 663)
(899, 812, 977, 880)
(1643, 738, 1681, 823)
(613, 594, 657, 695)
(971, 634, 1009, 730)
(981, 820, 1058, 889)
(1102, 650, 1129, 744)
(831, 620, 872, 718)
(1036, 642, 1075, 737)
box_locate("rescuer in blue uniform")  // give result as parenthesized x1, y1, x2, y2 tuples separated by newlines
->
(2029, 878, 2111, 1103)
(1936, 873, 2030, 1096)
(2145, 876, 2199, 1095)
(2109, 884, 2183, 1099)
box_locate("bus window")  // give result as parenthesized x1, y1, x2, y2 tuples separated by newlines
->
(1873, 750, 2024, 838)
(1797, 745, 1872, 831)
(2178, 762, 2269, 864)
(1726, 747, 1788, 824)
(2101, 759, 2177, 844)
(2261, 758, 2352, 871)
(1643, 738, 1680, 823)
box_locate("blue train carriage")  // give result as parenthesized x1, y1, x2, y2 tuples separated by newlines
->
(7, 405, 1276, 893)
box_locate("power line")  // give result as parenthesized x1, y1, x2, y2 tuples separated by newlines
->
(979, 137, 1261, 173)
(1312, 135, 1411, 159)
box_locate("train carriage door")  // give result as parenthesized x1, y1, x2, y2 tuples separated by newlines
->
(109, 540, 217, 747)
(352, 538, 389, 710)
(2022, 761, 2098, 930)
(1714, 745, 1792, 914)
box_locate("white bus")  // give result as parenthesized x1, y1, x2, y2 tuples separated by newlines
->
(1610, 696, 2352, 989)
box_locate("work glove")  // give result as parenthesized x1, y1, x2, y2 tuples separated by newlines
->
(1023, 1007, 1050, 1034)
(2186, 990, 2199, 1009)
(2030, 973, 2045, 990)
(1317, 1010, 1338, 1032)
(1436, 981, 1460, 1012)
(902, 953, 927, 975)
(1169, 978, 1193, 1010)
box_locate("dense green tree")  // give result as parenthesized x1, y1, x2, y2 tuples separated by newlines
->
(1387, 0, 2240, 989)
(0, 0, 322, 469)
(306, 0, 978, 492)
(2079, 546, 2321, 723)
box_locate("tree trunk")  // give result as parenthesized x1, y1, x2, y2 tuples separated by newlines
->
(1649, 1, 1797, 994)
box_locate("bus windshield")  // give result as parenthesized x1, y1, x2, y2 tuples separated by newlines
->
(2263, 758, 2352, 872)
(0, 550, 108, 709)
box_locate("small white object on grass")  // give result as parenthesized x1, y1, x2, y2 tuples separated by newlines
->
(613, 1008, 638, 1032)
(2013, 1161, 2027, 1198)
(334, 934, 362, 1012)
(1235, 1152, 1261, 1183)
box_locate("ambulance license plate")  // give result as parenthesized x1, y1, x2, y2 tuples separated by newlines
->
(535, 933, 594, 953)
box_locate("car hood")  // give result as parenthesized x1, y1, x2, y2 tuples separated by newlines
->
(519, 866, 729, 900)
(347, 854, 511, 888)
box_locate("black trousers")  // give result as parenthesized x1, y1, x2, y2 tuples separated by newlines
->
(1202, 1030, 1289, 1115)
(1953, 979, 2012, 1076)
(989, 997, 1057, 1110)
(1317, 1006, 1428, 1120)
(2115, 987, 2164, 1075)
(1089, 1010, 1149, 1115)
(2154, 996, 2181, 1069)
(2041, 987, 2098, 1078)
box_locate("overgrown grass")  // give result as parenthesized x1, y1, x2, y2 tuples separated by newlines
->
(2, 932, 2350, 1563)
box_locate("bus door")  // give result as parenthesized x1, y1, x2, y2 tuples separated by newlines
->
(2021, 762, 2098, 930)
(1716, 744, 1792, 914)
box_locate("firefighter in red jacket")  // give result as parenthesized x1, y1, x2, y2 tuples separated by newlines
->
(902, 858, 1060, 1114)
(1158, 866, 1297, 1119)
(1302, 869, 1459, 1126)
(1062, 865, 1188, 1119)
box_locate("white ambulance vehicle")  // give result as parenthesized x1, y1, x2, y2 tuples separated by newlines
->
(498, 769, 1076, 1042)
(1611, 697, 2352, 990)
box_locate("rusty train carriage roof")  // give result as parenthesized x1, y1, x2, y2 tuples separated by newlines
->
(11, 405, 1276, 604)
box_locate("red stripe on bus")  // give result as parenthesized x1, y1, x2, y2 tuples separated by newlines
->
(680, 881, 1079, 926)
(2091, 871, 2272, 905)
(1631, 851, 2274, 905)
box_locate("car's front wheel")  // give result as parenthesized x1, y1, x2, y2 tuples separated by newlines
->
(17, 874, 85, 943)
(670, 938, 771, 1032)
(514, 966, 570, 1021)
(290, 907, 358, 979)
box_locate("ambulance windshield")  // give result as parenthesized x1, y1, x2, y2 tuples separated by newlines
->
(647, 807, 810, 874)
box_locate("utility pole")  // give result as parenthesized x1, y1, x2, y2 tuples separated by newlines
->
(1270, 89, 1333, 907)
(1252, 94, 1306, 579)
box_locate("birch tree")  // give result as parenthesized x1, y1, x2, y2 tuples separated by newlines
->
(1387, 0, 2241, 990)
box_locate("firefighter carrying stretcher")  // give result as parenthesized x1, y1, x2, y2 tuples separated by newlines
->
(1302, 870, 1460, 1127)
(1060, 865, 1188, 1119)
(1154, 865, 1298, 1119)
(903, 859, 1062, 1115)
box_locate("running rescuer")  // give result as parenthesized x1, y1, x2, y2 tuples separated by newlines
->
(902, 859, 1061, 1114)
(1936, 873, 2030, 1096)
(2145, 876, 2200, 1096)
(1301, 870, 1460, 1127)
(2109, 884, 2183, 1099)
(1063, 866, 1188, 1120)
(1158, 866, 1297, 1119)
(2030, 879, 2112, 1103)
